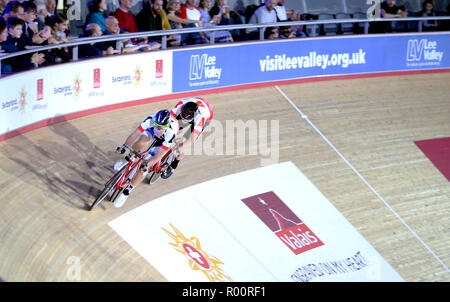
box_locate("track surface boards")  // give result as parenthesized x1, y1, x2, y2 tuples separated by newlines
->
(0, 73, 449, 281)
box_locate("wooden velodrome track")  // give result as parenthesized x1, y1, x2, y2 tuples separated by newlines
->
(0, 72, 449, 282)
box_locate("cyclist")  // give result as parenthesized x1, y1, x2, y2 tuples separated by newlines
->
(161, 97, 213, 179)
(113, 109, 179, 208)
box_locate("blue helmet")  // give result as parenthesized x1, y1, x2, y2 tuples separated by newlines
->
(154, 109, 171, 129)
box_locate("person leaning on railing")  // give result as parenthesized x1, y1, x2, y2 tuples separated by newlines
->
(1, 16, 45, 72)
(421, 0, 439, 31)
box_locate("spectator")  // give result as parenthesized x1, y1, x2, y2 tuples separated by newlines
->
(264, 25, 278, 39)
(2, 1, 24, 21)
(79, 23, 120, 58)
(0, 0, 10, 16)
(165, 0, 201, 46)
(166, 0, 201, 28)
(421, 0, 439, 31)
(21, 1, 50, 45)
(1, 16, 45, 71)
(178, 0, 208, 44)
(274, 0, 304, 38)
(279, 24, 295, 38)
(48, 12, 70, 62)
(0, 16, 13, 74)
(136, 0, 171, 32)
(274, 0, 301, 22)
(248, 0, 278, 24)
(86, 0, 109, 33)
(377, 0, 408, 33)
(209, 0, 244, 40)
(104, 15, 120, 35)
(381, 0, 408, 18)
(198, 0, 232, 42)
(114, 0, 138, 33)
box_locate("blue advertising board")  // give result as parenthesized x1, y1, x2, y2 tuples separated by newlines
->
(172, 33, 450, 93)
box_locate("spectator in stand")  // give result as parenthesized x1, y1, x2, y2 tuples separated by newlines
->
(274, 0, 301, 22)
(136, 0, 171, 32)
(380, 0, 408, 32)
(21, 1, 54, 45)
(178, 0, 208, 44)
(381, 0, 408, 18)
(209, 0, 244, 40)
(85, 0, 109, 33)
(421, 0, 439, 31)
(0, 0, 10, 16)
(135, 0, 169, 47)
(49, 12, 70, 62)
(1, 17, 45, 71)
(165, 0, 201, 46)
(0, 17, 13, 74)
(104, 15, 120, 35)
(79, 23, 120, 58)
(2, 1, 24, 21)
(264, 25, 278, 39)
(248, 0, 278, 24)
(198, 0, 232, 42)
(279, 24, 295, 38)
(247, 0, 278, 39)
(274, 0, 304, 38)
(114, 0, 138, 33)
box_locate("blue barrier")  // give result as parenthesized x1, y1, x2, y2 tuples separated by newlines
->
(172, 32, 450, 93)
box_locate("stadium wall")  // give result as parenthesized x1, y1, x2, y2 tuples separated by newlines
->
(0, 32, 449, 142)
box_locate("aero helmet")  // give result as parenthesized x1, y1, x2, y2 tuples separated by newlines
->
(154, 109, 171, 129)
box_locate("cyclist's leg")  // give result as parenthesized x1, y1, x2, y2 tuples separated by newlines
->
(164, 121, 211, 177)
(114, 134, 154, 207)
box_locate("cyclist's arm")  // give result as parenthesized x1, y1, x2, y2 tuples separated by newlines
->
(124, 128, 142, 146)
(147, 147, 166, 166)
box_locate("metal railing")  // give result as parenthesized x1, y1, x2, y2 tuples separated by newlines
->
(1, 16, 449, 74)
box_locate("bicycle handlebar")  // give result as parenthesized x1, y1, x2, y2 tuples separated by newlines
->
(123, 144, 146, 161)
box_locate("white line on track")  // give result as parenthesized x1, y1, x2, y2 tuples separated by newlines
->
(275, 85, 449, 273)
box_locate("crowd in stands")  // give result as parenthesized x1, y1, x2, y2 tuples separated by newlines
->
(1, 0, 449, 75)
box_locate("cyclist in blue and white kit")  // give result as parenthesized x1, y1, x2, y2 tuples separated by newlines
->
(113, 109, 179, 208)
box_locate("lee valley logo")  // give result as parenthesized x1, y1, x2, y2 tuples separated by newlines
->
(406, 39, 444, 66)
(242, 191, 324, 255)
(189, 54, 222, 87)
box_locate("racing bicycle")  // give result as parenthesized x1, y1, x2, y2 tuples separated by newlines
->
(89, 138, 179, 211)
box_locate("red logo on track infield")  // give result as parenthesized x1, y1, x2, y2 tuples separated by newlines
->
(242, 191, 324, 255)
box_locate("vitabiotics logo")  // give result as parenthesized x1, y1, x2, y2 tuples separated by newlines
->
(242, 191, 324, 255)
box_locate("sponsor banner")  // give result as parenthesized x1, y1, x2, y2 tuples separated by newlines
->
(0, 51, 173, 137)
(172, 33, 450, 93)
(109, 162, 404, 282)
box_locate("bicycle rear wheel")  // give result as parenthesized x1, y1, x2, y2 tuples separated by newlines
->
(148, 171, 162, 184)
(89, 167, 126, 211)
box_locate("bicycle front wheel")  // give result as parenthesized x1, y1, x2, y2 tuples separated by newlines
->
(89, 168, 126, 211)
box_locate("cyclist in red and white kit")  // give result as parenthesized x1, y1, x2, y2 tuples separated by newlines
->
(113, 109, 179, 207)
(161, 97, 213, 179)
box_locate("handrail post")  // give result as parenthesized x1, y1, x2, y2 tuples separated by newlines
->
(418, 20, 423, 32)
(259, 27, 264, 40)
(116, 40, 122, 53)
(162, 35, 167, 49)
(364, 22, 369, 34)
(210, 30, 215, 45)
(72, 46, 78, 61)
